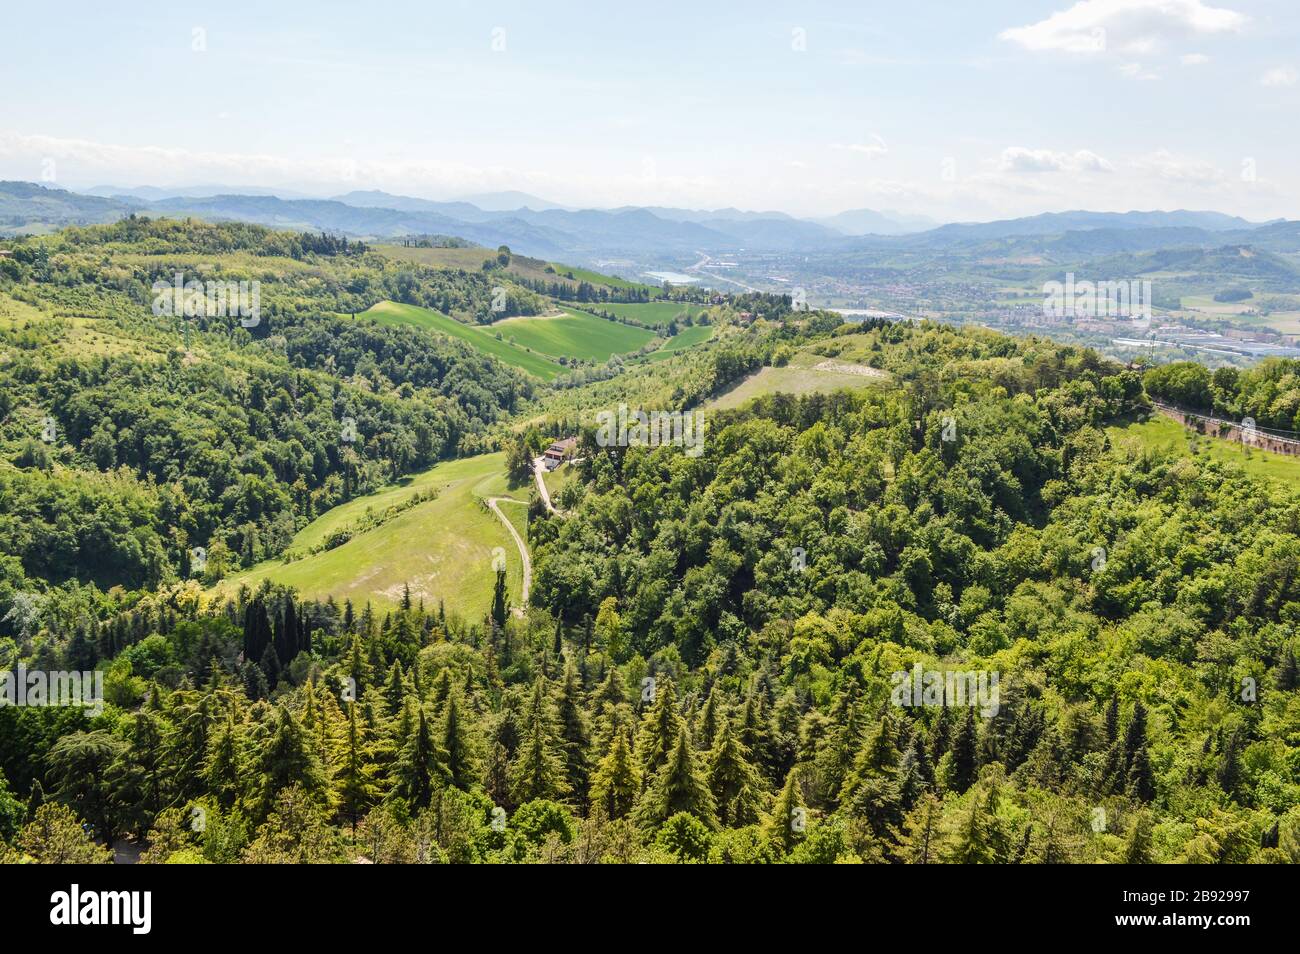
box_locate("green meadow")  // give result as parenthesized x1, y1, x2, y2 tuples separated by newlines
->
(1106, 414, 1300, 485)
(354, 300, 565, 380)
(590, 301, 710, 326)
(705, 351, 889, 411)
(214, 453, 528, 617)
(490, 308, 656, 363)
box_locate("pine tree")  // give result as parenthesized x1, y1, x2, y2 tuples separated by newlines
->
(254, 706, 328, 820)
(1123, 702, 1155, 802)
(393, 706, 448, 810)
(737, 687, 773, 777)
(347, 634, 367, 694)
(555, 660, 591, 800)
(636, 678, 684, 779)
(942, 779, 1008, 864)
(336, 703, 379, 832)
(896, 725, 932, 809)
(815, 688, 863, 803)
(948, 707, 979, 793)
(894, 792, 943, 864)
(509, 677, 569, 804)
(637, 726, 717, 829)
(441, 689, 477, 792)
(706, 722, 767, 827)
(763, 767, 806, 854)
(843, 713, 900, 803)
(1127, 745, 1156, 802)
(383, 661, 405, 718)
(769, 691, 803, 779)
(695, 685, 724, 752)
(1103, 695, 1120, 745)
(589, 729, 640, 820)
(1276, 646, 1299, 691)
(1121, 811, 1153, 863)
(1216, 727, 1243, 797)
(430, 668, 453, 715)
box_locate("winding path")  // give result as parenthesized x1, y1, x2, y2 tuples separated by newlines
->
(487, 496, 531, 610)
(533, 457, 558, 515)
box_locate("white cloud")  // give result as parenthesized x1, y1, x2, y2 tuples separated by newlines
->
(1180, 52, 1210, 65)
(1130, 149, 1226, 185)
(1260, 66, 1298, 87)
(1118, 62, 1161, 80)
(998, 147, 1114, 174)
(999, 0, 1247, 56)
(832, 135, 889, 159)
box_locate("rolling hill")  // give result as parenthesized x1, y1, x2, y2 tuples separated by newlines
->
(353, 301, 566, 380)
(214, 452, 527, 616)
(489, 309, 657, 363)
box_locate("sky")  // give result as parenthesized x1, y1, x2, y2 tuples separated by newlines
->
(2, 0, 1298, 221)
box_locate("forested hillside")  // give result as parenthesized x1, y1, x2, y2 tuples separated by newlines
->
(2, 240, 1298, 864)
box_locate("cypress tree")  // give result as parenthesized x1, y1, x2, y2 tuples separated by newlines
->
(259, 644, 281, 690)
(491, 567, 509, 629)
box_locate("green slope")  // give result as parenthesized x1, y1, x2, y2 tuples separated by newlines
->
(593, 301, 710, 326)
(355, 300, 565, 380)
(214, 453, 529, 617)
(1106, 415, 1300, 485)
(490, 308, 656, 363)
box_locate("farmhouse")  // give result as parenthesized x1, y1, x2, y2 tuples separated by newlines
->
(542, 437, 577, 470)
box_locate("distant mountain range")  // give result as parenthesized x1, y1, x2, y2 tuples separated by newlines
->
(3, 181, 1292, 266)
(814, 208, 938, 235)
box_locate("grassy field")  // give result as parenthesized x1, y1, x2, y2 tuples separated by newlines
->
(375, 245, 650, 293)
(542, 461, 580, 502)
(548, 265, 654, 292)
(1106, 415, 1300, 485)
(705, 352, 889, 411)
(353, 301, 565, 380)
(636, 323, 715, 363)
(214, 453, 530, 617)
(587, 301, 710, 326)
(491, 308, 656, 363)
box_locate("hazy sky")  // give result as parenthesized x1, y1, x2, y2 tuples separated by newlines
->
(2, 0, 1298, 220)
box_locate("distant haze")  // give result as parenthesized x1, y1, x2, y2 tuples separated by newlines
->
(2, 1, 1297, 219)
